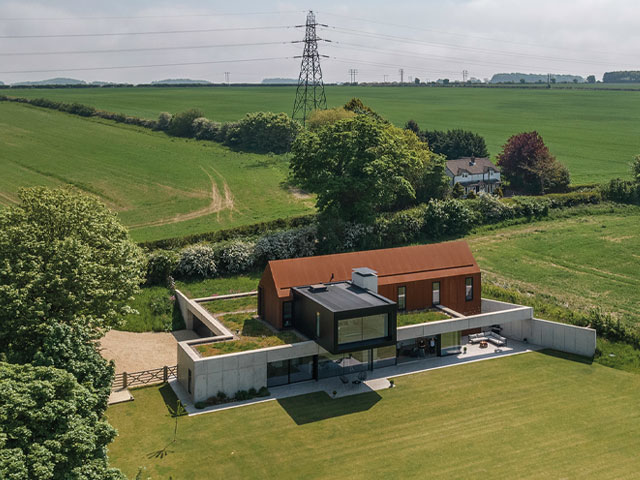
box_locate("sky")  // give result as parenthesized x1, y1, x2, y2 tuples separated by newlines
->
(0, 0, 638, 84)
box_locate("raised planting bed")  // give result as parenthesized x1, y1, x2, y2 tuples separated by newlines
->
(194, 313, 302, 357)
(397, 310, 450, 327)
(202, 296, 257, 314)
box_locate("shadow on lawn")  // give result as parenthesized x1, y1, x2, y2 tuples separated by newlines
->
(277, 391, 381, 425)
(147, 385, 187, 460)
(538, 348, 594, 365)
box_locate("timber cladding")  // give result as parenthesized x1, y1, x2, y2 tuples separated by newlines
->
(258, 240, 481, 329)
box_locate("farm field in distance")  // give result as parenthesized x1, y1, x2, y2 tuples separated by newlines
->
(7, 85, 640, 183)
(106, 351, 640, 479)
(0, 102, 313, 242)
(470, 206, 640, 324)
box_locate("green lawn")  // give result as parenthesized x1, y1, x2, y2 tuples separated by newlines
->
(470, 206, 640, 324)
(202, 296, 256, 314)
(8, 85, 640, 183)
(106, 351, 640, 479)
(0, 102, 313, 242)
(175, 272, 260, 299)
(194, 313, 300, 357)
(397, 310, 449, 326)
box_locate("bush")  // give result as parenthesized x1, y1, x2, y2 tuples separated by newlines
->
(175, 244, 217, 278)
(306, 107, 355, 131)
(374, 206, 426, 246)
(216, 391, 228, 402)
(145, 250, 179, 285)
(216, 240, 256, 274)
(168, 108, 204, 137)
(254, 225, 317, 264)
(224, 112, 301, 154)
(195, 401, 206, 409)
(423, 199, 477, 238)
(468, 193, 516, 223)
(601, 178, 639, 204)
(511, 197, 551, 218)
(257, 386, 270, 397)
(235, 389, 250, 401)
(157, 112, 172, 130)
(66, 102, 96, 117)
(192, 117, 221, 140)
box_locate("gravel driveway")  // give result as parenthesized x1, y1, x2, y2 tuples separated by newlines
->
(99, 329, 200, 373)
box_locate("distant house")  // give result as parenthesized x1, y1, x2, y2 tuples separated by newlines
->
(446, 157, 501, 195)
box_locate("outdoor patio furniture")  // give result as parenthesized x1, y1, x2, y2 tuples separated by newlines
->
(469, 331, 507, 347)
(479, 340, 489, 349)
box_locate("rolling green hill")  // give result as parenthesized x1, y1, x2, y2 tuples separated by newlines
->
(7, 85, 640, 183)
(0, 102, 313, 242)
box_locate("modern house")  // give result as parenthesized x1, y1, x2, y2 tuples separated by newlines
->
(175, 241, 596, 404)
(446, 157, 501, 194)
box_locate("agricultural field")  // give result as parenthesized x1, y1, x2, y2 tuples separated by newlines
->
(107, 351, 640, 479)
(0, 102, 313, 242)
(7, 85, 640, 183)
(470, 206, 640, 324)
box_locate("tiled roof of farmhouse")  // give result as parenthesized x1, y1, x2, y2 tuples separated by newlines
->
(446, 157, 499, 175)
(267, 241, 480, 298)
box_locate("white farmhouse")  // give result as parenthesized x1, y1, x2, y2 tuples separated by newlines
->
(445, 157, 501, 195)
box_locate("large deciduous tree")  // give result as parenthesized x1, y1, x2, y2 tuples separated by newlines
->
(497, 131, 570, 194)
(0, 187, 145, 393)
(0, 362, 125, 480)
(291, 115, 448, 223)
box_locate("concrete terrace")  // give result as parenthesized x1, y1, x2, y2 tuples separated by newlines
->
(170, 338, 543, 416)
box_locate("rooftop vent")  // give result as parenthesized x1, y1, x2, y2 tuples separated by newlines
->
(352, 267, 378, 293)
(309, 283, 328, 292)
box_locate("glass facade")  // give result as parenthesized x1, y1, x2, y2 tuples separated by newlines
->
(373, 345, 397, 369)
(465, 277, 473, 301)
(267, 356, 314, 387)
(441, 331, 462, 356)
(337, 313, 389, 345)
(397, 286, 406, 311)
(432, 282, 441, 305)
(317, 351, 370, 379)
(282, 301, 293, 328)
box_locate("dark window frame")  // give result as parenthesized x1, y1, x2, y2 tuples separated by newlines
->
(465, 277, 474, 301)
(282, 301, 293, 328)
(397, 286, 407, 311)
(432, 281, 441, 306)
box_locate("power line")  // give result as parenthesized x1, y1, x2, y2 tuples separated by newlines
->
(0, 10, 305, 21)
(0, 25, 294, 39)
(0, 57, 291, 75)
(0, 41, 297, 57)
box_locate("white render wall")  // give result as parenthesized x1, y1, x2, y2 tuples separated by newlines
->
(500, 317, 596, 357)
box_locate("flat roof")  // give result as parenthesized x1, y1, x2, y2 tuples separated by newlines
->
(293, 281, 395, 313)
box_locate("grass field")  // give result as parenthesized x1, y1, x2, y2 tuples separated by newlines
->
(0, 102, 312, 242)
(106, 351, 640, 479)
(8, 85, 640, 183)
(470, 206, 640, 323)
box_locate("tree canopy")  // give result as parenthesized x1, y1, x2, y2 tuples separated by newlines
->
(0, 362, 125, 480)
(291, 114, 448, 223)
(404, 121, 489, 159)
(497, 131, 570, 194)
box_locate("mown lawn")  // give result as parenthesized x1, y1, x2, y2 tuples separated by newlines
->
(0, 102, 313, 242)
(470, 207, 640, 324)
(107, 351, 640, 479)
(175, 272, 260, 299)
(9, 85, 640, 183)
(202, 296, 256, 314)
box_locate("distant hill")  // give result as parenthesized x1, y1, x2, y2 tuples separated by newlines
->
(0, 81, 4, 85)
(262, 78, 297, 84)
(603, 71, 640, 83)
(12, 77, 86, 86)
(151, 79, 212, 85)
(490, 73, 585, 84)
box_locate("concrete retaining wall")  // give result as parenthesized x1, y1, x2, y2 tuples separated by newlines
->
(500, 317, 596, 357)
(174, 289, 233, 337)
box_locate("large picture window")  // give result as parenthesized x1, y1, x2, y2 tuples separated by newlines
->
(337, 314, 389, 345)
(465, 277, 473, 301)
(397, 286, 406, 311)
(432, 281, 441, 306)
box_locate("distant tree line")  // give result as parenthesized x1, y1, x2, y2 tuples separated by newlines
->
(404, 120, 489, 159)
(603, 71, 640, 83)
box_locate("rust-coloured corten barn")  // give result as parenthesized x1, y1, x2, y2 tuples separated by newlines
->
(258, 240, 481, 331)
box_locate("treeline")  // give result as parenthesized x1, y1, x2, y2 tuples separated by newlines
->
(405, 120, 489, 159)
(603, 71, 640, 83)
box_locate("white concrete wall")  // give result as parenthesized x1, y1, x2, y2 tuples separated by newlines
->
(500, 318, 596, 357)
(174, 289, 233, 337)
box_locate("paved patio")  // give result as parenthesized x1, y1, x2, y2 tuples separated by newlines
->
(169, 338, 542, 416)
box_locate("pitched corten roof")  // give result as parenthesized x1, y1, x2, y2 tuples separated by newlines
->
(446, 157, 499, 175)
(267, 240, 480, 298)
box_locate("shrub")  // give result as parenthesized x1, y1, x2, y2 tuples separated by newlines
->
(145, 250, 179, 285)
(248, 387, 258, 396)
(254, 225, 317, 264)
(216, 121, 237, 143)
(423, 198, 477, 238)
(601, 178, 639, 204)
(257, 386, 270, 397)
(511, 197, 551, 218)
(195, 401, 206, 409)
(306, 107, 355, 131)
(468, 193, 515, 223)
(466, 190, 476, 199)
(235, 389, 250, 401)
(192, 117, 221, 140)
(224, 112, 301, 154)
(175, 244, 217, 278)
(375, 206, 426, 246)
(157, 112, 172, 130)
(216, 391, 228, 402)
(341, 222, 374, 251)
(216, 240, 256, 274)
(168, 108, 204, 137)
(66, 102, 96, 117)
